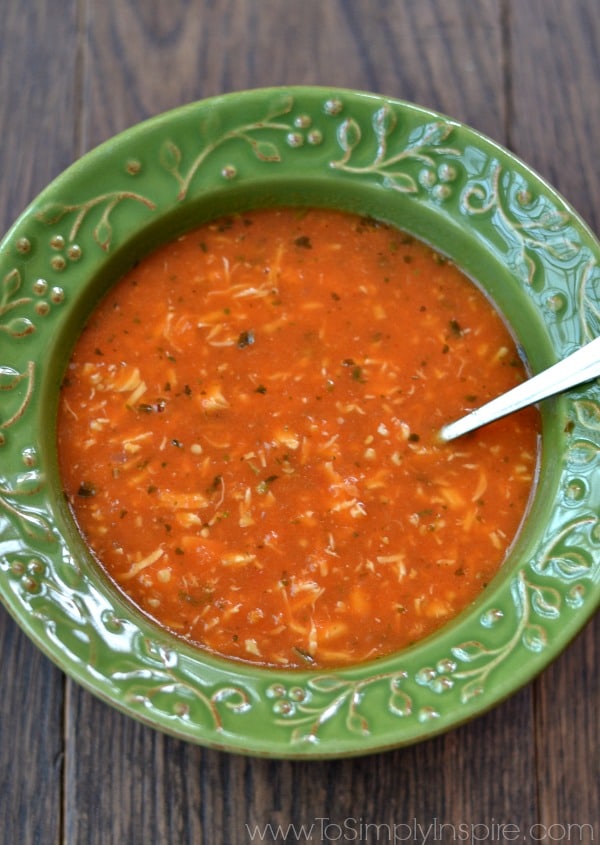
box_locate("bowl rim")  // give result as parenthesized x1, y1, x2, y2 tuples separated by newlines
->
(0, 85, 598, 757)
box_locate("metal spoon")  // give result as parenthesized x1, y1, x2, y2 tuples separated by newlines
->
(439, 334, 600, 442)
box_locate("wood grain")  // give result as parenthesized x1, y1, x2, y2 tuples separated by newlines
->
(509, 0, 600, 231)
(64, 686, 539, 844)
(81, 0, 505, 146)
(0, 613, 65, 845)
(0, 1, 597, 843)
(0, 1, 80, 227)
(0, 3, 79, 844)
(510, 2, 600, 832)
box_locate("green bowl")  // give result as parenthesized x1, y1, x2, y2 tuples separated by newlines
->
(1, 87, 598, 758)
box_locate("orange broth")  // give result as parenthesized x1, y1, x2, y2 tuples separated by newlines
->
(57, 208, 539, 668)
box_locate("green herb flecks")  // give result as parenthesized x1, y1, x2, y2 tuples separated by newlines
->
(237, 330, 255, 348)
(256, 475, 278, 495)
(294, 235, 312, 249)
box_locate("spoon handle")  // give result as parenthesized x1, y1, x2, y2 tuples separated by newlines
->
(439, 334, 600, 442)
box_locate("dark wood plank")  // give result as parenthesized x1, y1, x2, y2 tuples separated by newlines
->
(0, 1, 81, 230)
(64, 2, 540, 843)
(0, 615, 65, 844)
(509, 0, 600, 232)
(64, 688, 205, 844)
(239, 690, 538, 839)
(66, 684, 539, 844)
(81, 0, 505, 147)
(535, 617, 600, 834)
(0, 3, 80, 844)
(510, 3, 600, 832)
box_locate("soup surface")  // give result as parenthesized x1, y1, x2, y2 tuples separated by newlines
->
(58, 208, 539, 667)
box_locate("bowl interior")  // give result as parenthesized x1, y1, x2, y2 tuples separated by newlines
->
(41, 175, 558, 619)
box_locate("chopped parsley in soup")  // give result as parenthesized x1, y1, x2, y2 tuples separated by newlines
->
(58, 208, 539, 667)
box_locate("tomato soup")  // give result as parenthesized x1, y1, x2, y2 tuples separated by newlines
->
(57, 208, 539, 667)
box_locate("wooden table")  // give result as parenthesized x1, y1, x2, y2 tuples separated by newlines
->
(1, 2, 598, 842)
